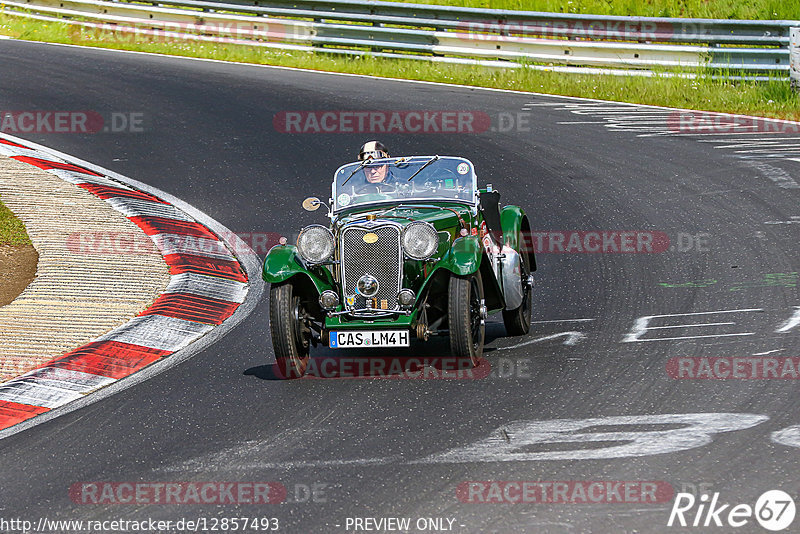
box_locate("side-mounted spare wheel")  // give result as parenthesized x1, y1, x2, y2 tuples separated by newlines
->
(448, 271, 486, 367)
(269, 281, 312, 378)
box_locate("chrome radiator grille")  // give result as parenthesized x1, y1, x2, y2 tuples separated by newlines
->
(341, 224, 402, 311)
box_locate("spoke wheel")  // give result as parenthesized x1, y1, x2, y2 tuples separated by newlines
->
(270, 281, 311, 378)
(448, 271, 485, 367)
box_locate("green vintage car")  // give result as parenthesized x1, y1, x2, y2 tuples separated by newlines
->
(263, 155, 535, 378)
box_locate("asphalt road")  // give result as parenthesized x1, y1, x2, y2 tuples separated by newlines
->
(1, 40, 799, 533)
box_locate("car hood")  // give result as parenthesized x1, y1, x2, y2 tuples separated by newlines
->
(336, 205, 471, 231)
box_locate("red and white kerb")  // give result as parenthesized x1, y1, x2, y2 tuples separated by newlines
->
(0, 138, 248, 431)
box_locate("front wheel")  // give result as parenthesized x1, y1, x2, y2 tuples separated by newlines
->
(269, 281, 311, 378)
(448, 271, 486, 367)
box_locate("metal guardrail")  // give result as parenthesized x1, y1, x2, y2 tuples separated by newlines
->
(2, 0, 799, 80)
(792, 28, 800, 88)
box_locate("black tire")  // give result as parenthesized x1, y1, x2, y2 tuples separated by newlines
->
(502, 247, 532, 336)
(448, 271, 485, 367)
(269, 281, 311, 379)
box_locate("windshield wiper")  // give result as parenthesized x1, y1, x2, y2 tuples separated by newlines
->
(407, 155, 439, 181)
(342, 158, 371, 186)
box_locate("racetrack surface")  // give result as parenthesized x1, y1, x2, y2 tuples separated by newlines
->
(0, 41, 799, 533)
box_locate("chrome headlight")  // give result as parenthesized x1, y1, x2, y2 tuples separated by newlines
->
(296, 225, 335, 263)
(402, 221, 438, 260)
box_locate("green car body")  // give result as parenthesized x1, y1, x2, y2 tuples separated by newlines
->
(263, 156, 535, 378)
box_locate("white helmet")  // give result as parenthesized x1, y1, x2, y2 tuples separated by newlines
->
(358, 140, 389, 161)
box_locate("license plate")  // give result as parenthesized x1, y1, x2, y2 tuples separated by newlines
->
(329, 330, 410, 348)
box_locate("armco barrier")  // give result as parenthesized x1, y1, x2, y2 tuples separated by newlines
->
(1, 0, 799, 80)
(791, 28, 800, 89)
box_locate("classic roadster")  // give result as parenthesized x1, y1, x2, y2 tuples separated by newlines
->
(263, 155, 535, 378)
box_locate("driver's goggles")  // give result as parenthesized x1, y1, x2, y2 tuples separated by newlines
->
(358, 150, 388, 161)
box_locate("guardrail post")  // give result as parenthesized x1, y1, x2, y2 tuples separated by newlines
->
(791, 27, 800, 92)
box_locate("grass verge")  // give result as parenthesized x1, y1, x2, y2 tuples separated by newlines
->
(0, 13, 798, 121)
(0, 196, 31, 246)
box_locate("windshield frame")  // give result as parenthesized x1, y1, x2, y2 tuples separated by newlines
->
(330, 156, 478, 215)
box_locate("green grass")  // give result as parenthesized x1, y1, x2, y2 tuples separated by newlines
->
(0, 14, 798, 121)
(389, 0, 800, 20)
(0, 197, 31, 246)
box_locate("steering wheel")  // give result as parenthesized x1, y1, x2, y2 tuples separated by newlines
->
(414, 169, 459, 193)
(355, 181, 398, 195)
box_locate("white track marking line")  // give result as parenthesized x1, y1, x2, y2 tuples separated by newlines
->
(500, 331, 586, 350)
(530, 318, 595, 324)
(623, 308, 762, 343)
(645, 322, 735, 330)
(632, 333, 754, 342)
(776, 307, 800, 333)
(699, 137, 800, 143)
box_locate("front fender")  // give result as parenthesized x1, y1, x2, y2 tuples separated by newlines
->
(423, 236, 504, 312)
(500, 205, 525, 250)
(434, 235, 482, 276)
(500, 205, 536, 271)
(262, 245, 334, 294)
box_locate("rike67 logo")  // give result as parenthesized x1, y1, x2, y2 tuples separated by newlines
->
(668, 490, 796, 531)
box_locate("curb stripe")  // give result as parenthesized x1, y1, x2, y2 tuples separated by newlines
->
(11, 155, 103, 176)
(95, 315, 215, 353)
(78, 183, 167, 204)
(0, 401, 48, 427)
(0, 135, 252, 434)
(47, 168, 135, 189)
(140, 293, 240, 325)
(130, 216, 219, 240)
(48, 341, 170, 379)
(151, 234, 236, 261)
(20, 367, 116, 390)
(105, 197, 194, 221)
(164, 273, 248, 303)
(0, 380, 84, 409)
(0, 144, 67, 161)
(163, 253, 248, 282)
(0, 139, 29, 149)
